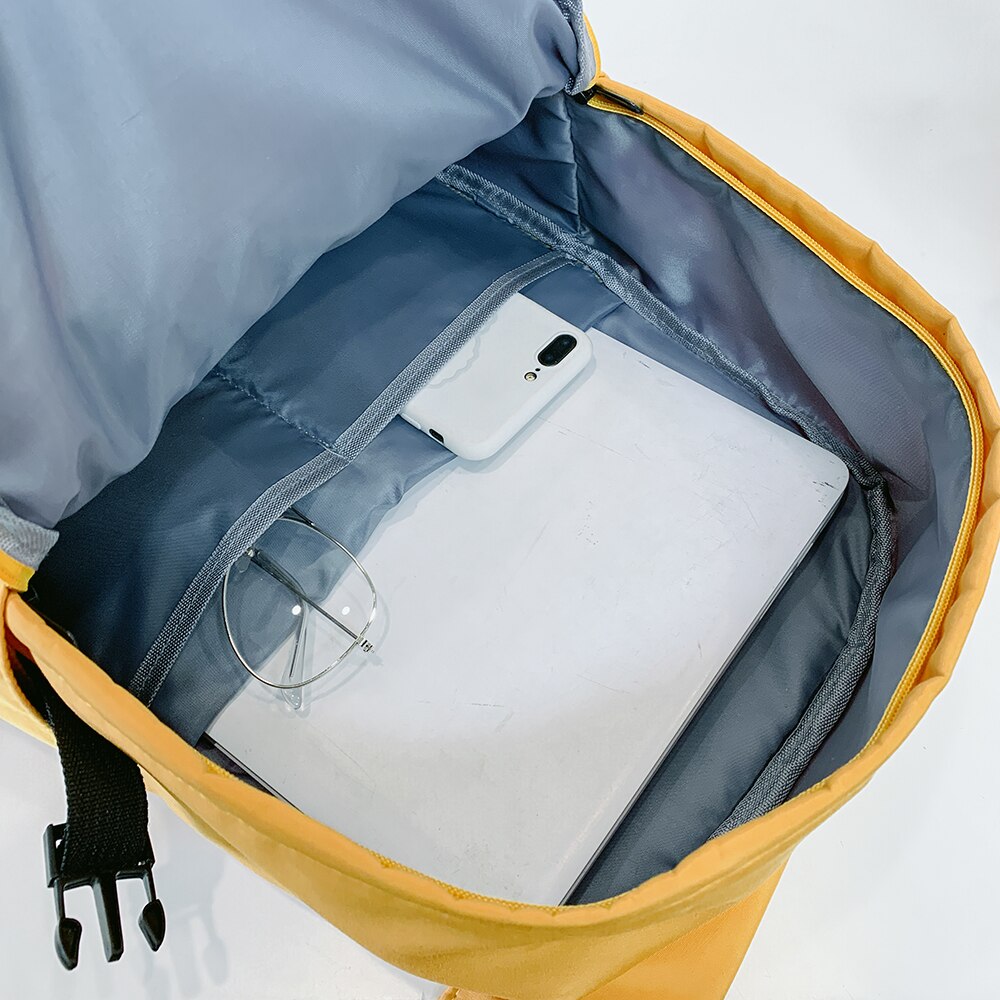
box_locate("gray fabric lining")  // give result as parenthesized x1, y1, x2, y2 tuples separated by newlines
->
(130, 253, 566, 706)
(448, 92, 970, 793)
(552, 99, 969, 785)
(436, 161, 897, 834)
(129, 448, 348, 705)
(0, 0, 585, 560)
(439, 164, 873, 481)
(29, 380, 326, 690)
(31, 173, 563, 710)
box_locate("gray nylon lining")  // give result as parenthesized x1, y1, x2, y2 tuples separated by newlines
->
(0, 0, 584, 558)
(130, 253, 566, 705)
(437, 162, 896, 823)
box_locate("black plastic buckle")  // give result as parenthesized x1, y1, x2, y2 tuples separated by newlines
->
(43, 823, 166, 970)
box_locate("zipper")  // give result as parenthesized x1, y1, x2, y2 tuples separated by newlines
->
(573, 83, 643, 116)
(578, 87, 985, 753)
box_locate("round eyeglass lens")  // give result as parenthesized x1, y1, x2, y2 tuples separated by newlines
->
(222, 515, 376, 690)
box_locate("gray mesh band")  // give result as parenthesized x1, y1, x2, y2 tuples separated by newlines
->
(0, 497, 59, 572)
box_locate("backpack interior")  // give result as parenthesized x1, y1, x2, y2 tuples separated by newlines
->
(21, 35, 970, 901)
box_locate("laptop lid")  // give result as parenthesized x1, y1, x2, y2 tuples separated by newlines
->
(207, 329, 848, 904)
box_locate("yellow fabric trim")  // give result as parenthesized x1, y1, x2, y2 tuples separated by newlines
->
(581, 862, 784, 1000)
(0, 587, 52, 743)
(442, 864, 785, 1000)
(2, 73, 998, 1000)
(0, 549, 33, 591)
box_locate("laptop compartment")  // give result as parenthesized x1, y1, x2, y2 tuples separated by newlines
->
(1, 6, 995, 999)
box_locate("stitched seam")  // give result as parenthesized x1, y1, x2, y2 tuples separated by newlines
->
(554, 0, 576, 92)
(589, 98, 978, 405)
(209, 368, 344, 456)
(332, 253, 566, 461)
(132, 256, 566, 706)
(563, 94, 586, 235)
(553, 0, 593, 94)
(129, 448, 349, 704)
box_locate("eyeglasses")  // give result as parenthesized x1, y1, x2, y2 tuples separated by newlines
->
(221, 509, 377, 707)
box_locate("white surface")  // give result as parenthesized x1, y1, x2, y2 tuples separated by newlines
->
(402, 293, 592, 460)
(1, 2, 997, 996)
(210, 330, 845, 905)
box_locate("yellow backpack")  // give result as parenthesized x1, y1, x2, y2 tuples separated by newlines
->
(1, 5, 996, 998)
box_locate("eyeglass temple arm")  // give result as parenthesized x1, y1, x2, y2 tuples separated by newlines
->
(248, 549, 373, 649)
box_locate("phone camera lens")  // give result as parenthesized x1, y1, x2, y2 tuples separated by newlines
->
(537, 333, 578, 367)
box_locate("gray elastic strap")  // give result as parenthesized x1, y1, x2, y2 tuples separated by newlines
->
(0, 497, 58, 570)
(556, 0, 597, 94)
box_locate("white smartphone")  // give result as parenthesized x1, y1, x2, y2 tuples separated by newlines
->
(401, 294, 593, 460)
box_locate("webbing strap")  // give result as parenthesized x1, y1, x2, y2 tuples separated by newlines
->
(42, 678, 150, 879)
(17, 657, 166, 969)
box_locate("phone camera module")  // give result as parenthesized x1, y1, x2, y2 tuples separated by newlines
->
(537, 333, 578, 367)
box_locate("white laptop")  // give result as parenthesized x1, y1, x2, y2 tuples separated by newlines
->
(208, 329, 848, 905)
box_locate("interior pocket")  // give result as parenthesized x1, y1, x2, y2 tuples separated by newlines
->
(154, 417, 454, 741)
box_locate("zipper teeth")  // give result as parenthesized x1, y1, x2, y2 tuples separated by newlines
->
(588, 92, 985, 751)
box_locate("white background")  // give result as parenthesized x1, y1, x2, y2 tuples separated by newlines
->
(2, 2, 998, 997)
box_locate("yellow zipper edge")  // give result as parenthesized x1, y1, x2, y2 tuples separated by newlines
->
(587, 93, 985, 751)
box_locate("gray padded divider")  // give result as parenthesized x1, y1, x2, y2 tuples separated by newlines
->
(572, 477, 869, 901)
